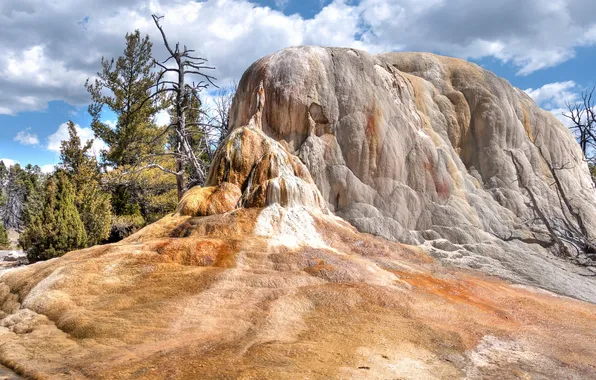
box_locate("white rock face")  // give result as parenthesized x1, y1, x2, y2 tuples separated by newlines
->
(230, 47, 596, 302)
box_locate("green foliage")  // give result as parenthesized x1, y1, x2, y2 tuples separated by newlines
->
(85, 30, 166, 166)
(0, 223, 9, 249)
(106, 164, 177, 231)
(20, 164, 45, 228)
(0, 162, 44, 231)
(20, 171, 87, 263)
(60, 121, 112, 246)
(84, 30, 177, 241)
(108, 213, 146, 243)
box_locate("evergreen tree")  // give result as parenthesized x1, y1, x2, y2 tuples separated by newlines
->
(0, 161, 7, 229)
(20, 164, 44, 228)
(85, 30, 165, 167)
(2, 164, 26, 230)
(60, 121, 112, 246)
(20, 171, 87, 262)
(0, 223, 9, 249)
(1, 164, 43, 231)
(0, 161, 7, 188)
(85, 30, 177, 240)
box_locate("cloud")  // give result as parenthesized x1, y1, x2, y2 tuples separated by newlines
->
(14, 128, 40, 145)
(154, 111, 170, 127)
(40, 164, 56, 174)
(103, 119, 117, 129)
(1, 0, 596, 115)
(47, 122, 107, 157)
(525, 81, 579, 110)
(0, 158, 18, 167)
(357, 0, 596, 76)
(274, 0, 289, 9)
(523, 81, 596, 131)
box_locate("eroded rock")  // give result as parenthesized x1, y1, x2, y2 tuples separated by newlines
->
(185, 104, 327, 213)
(230, 46, 596, 302)
(0, 51, 595, 379)
(176, 182, 241, 217)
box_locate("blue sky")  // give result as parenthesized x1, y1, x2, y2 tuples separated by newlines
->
(1, 0, 595, 170)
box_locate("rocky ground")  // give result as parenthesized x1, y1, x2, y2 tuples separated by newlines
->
(0, 206, 595, 379)
(0, 251, 26, 274)
(231, 47, 596, 302)
(0, 113, 595, 379)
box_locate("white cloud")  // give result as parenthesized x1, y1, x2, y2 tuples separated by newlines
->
(525, 81, 579, 110)
(40, 164, 56, 174)
(356, 0, 596, 76)
(154, 110, 170, 127)
(1, 0, 596, 115)
(47, 122, 107, 158)
(14, 128, 39, 145)
(103, 119, 117, 129)
(0, 158, 18, 167)
(274, 0, 289, 9)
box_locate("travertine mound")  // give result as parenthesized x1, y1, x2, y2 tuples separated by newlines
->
(1, 204, 596, 379)
(230, 47, 596, 302)
(176, 182, 242, 217)
(1, 55, 596, 379)
(203, 116, 327, 212)
(177, 107, 326, 217)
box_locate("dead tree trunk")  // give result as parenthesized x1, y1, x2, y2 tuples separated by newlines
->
(151, 14, 217, 200)
(564, 87, 596, 162)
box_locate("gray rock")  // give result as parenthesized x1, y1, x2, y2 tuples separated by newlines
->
(230, 47, 596, 303)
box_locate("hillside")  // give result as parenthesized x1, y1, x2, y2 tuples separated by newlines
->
(0, 48, 595, 379)
(231, 47, 596, 302)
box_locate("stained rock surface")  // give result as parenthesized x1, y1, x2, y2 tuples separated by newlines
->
(230, 47, 596, 302)
(178, 113, 326, 217)
(0, 196, 596, 379)
(1, 199, 596, 378)
(0, 53, 596, 379)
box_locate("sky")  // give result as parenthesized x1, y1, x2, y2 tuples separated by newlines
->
(1, 0, 595, 171)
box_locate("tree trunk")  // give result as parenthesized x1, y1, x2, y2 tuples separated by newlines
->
(176, 158, 185, 201)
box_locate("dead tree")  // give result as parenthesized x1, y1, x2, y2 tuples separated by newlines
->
(149, 14, 217, 200)
(210, 84, 236, 145)
(193, 83, 236, 162)
(564, 87, 596, 163)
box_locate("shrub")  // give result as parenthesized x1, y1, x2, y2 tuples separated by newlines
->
(19, 171, 87, 262)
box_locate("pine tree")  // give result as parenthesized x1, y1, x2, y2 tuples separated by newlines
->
(2, 164, 26, 230)
(0, 223, 9, 249)
(20, 164, 44, 228)
(60, 121, 112, 246)
(0, 161, 7, 229)
(0, 164, 42, 231)
(20, 171, 87, 262)
(85, 30, 166, 167)
(0, 161, 7, 188)
(85, 30, 177, 240)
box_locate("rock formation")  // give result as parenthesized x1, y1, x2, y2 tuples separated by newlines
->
(230, 46, 596, 302)
(0, 52, 596, 378)
(0, 121, 596, 377)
